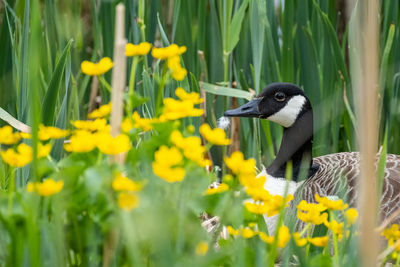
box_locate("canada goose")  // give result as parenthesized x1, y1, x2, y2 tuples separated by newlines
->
(224, 82, 400, 231)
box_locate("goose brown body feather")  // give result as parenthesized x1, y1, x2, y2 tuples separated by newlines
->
(300, 152, 400, 222)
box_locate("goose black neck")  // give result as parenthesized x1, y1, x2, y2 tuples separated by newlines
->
(266, 109, 318, 181)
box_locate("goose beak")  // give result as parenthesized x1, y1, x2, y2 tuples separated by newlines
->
(224, 98, 262, 118)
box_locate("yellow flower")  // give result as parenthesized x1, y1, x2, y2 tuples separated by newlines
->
(151, 44, 186, 60)
(88, 103, 112, 119)
(224, 151, 254, 175)
(324, 220, 344, 238)
(152, 146, 185, 183)
(38, 125, 70, 141)
(246, 195, 293, 216)
(0, 125, 21, 144)
(81, 57, 113, 76)
(125, 42, 152, 56)
(96, 132, 131, 155)
(345, 208, 358, 225)
(171, 66, 187, 81)
(38, 143, 52, 158)
(170, 130, 211, 167)
(297, 200, 328, 225)
(382, 224, 400, 241)
(112, 173, 142, 192)
(195, 241, 208, 256)
(167, 56, 187, 81)
(227, 226, 240, 236)
(205, 183, 229, 195)
(241, 227, 256, 238)
(200, 124, 230, 146)
(293, 232, 307, 247)
(71, 118, 109, 132)
(186, 125, 195, 134)
(175, 87, 204, 104)
(0, 143, 32, 167)
(20, 132, 32, 139)
(121, 118, 134, 133)
(315, 194, 348, 210)
(118, 192, 139, 211)
(259, 226, 290, 248)
(64, 130, 97, 153)
(160, 98, 203, 121)
(28, 179, 64, 196)
(132, 112, 155, 131)
(308, 236, 329, 247)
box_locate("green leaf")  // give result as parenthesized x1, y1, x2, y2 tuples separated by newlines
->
(42, 39, 73, 126)
(227, 0, 249, 53)
(199, 82, 253, 100)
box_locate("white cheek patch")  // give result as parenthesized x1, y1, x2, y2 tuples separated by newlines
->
(266, 95, 306, 128)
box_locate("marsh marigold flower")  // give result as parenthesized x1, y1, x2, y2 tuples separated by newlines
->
(241, 227, 256, 239)
(345, 208, 358, 225)
(308, 236, 329, 247)
(175, 87, 204, 104)
(324, 220, 344, 239)
(227, 226, 240, 236)
(199, 124, 230, 146)
(72, 118, 109, 132)
(195, 241, 208, 256)
(160, 98, 203, 121)
(259, 226, 290, 248)
(297, 200, 328, 225)
(96, 132, 131, 155)
(81, 57, 113, 76)
(64, 130, 97, 153)
(205, 183, 229, 195)
(27, 179, 64, 196)
(382, 224, 400, 241)
(1, 143, 32, 167)
(151, 44, 186, 60)
(38, 125, 70, 141)
(112, 173, 142, 192)
(152, 146, 185, 182)
(293, 232, 307, 247)
(88, 103, 112, 119)
(0, 125, 21, 144)
(132, 112, 156, 131)
(125, 42, 152, 56)
(118, 192, 139, 211)
(315, 194, 348, 210)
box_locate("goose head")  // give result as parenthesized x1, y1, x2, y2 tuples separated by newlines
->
(224, 83, 311, 128)
(224, 83, 317, 181)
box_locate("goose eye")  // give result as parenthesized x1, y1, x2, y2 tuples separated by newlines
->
(274, 92, 286, 102)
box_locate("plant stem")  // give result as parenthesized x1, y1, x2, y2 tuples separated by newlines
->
(98, 75, 112, 93)
(128, 56, 139, 113)
(155, 63, 169, 116)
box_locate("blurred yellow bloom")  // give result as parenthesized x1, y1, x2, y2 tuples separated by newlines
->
(132, 111, 155, 131)
(345, 208, 358, 225)
(167, 56, 187, 81)
(241, 227, 256, 238)
(186, 125, 195, 134)
(152, 146, 185, 182)
(160, 98, 203, 121)
(64, 130, 97, 153)
(175, 87, 204, 104)
(205, 183, 229, 195)
(195, 241, 208, 256)
(38, 143, 52, 158)
(0, 143, 32, 167)
(170, 130, 211, 167)
(308, 236, 329, 247)
(96, 132, 131, 155)
(259, 226, 290, 248)
(325, 220, 344, 239)
(297, 200, 328, 225)
(38, 125, 70, 141)
(171, 66, 187, 81)
(0, 125, 21, 144)
(20, 132, 32, 139)
(151, 44, 186, 60)
(293, 232, 307, 247)
(88, 103, 112, 119)
(200, 124, 230, 146)
(118, 192, 139, 211)
(227, 226, 240, 236)
(28, 179, 64, 196)
(81, 57, 113, 76)
(224, 151, 254, 175)
(121, 118, 134, 133)
(125, 42, 152, 56)
(112, 173, 142, 192)
(315, 194, 348, 210)
(72, 118, 109, 132)
(382, 224, 400, 241)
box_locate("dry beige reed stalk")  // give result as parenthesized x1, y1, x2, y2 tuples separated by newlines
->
(88, 76, 99, 113)
(110, 3, 127, 164)
(348, 0, 380, 266)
